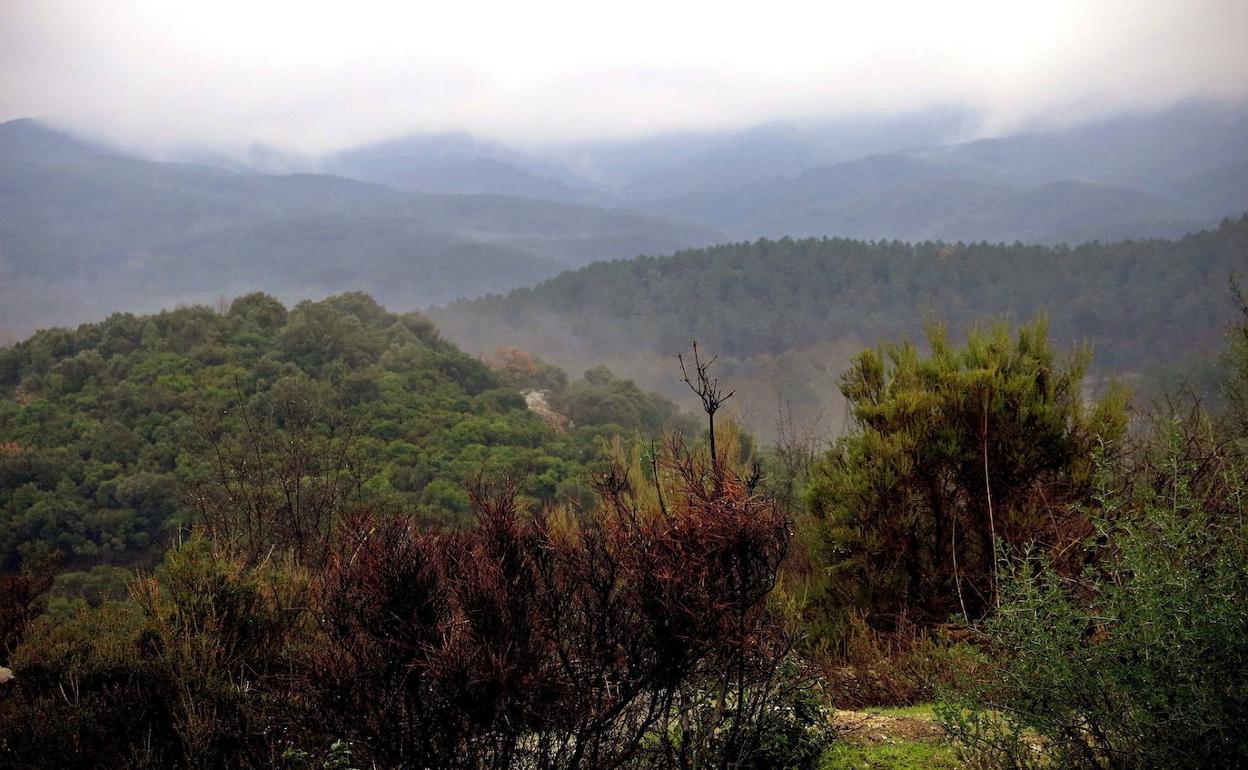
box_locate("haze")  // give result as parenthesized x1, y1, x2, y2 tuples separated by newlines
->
(3, 0, 1247, 156)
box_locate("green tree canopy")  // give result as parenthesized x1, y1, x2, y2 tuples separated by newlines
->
(805, 318, 1128, 629)
(0, 294, 686, 573)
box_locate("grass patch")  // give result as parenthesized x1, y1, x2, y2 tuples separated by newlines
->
(821, 740, 961, 769)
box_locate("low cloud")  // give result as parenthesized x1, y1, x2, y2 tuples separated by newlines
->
(2, 0, 1246, 154)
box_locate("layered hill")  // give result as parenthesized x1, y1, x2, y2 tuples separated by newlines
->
(324, 132, 602, 204)
(0, 119, 718, 338)
(634, 102, 1248, 243)
(319, 102, 1248, 244)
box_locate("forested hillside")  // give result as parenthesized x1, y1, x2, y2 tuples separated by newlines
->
(434, 216, 1248, 434)
(0, 293, 681, 573)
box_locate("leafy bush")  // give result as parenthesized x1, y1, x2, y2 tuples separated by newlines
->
(739, 668, 835, 770)
(0, 536, 312, 769)
(656, 665, 832, 770)
(939, 421, 1248, 769)
(0, 601, 173, 769)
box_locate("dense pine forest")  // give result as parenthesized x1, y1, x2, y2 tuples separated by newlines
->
(438, 217, 1248, 366)
(434, 218, 1248, 439)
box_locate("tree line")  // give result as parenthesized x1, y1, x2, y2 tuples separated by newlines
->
(435, 215, 1248, 374)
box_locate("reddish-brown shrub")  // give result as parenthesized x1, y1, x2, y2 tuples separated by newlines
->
(303, 441, 793, 770)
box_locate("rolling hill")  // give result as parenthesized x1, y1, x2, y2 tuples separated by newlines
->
(0, 119, 718, 338)
(633, 102, 1248, 243)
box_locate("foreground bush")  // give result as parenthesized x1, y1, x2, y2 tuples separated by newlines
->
(307, 441, 799, 769)
(939, 421, 1248, 769)
(0, 537, 310, 768)
(0, 437, 818, 769)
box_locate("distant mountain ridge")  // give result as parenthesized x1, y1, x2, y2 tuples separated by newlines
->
(629, 102, 1248, 243)
(0, 118, 114, 162)
(305, 106, 981, 203)
(0, 120, 719, 338)
(297, 100, 1248, 244)
(4, 100, 1247, 340)
(324, 132, 604, 204)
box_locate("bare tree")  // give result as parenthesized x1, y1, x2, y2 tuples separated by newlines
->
(770, 398, 823, 512)
(187, 378, 361, 565)
(679, 342, 734, 478)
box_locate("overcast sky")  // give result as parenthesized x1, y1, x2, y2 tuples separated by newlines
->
(2, 0, 1246, 155)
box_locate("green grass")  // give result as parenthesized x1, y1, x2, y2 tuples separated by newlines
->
(821, 703, 961, 768)
(820, 740, 961, 769)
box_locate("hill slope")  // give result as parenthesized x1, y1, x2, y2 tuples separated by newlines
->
(324, 132, 602, 203)
(0, 292, 686, 571)
(433, 217, 1248, 436)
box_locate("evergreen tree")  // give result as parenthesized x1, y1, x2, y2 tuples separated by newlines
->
(804, 318, 1127, 628)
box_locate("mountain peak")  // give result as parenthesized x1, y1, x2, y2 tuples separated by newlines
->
(0, 118, 109, 162)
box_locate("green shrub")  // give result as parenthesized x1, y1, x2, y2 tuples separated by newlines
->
(939, 423, 1248, 769)
(749, 677, 838, 770)
(659, 660, 835, 770)
(0, 536, 312, 769)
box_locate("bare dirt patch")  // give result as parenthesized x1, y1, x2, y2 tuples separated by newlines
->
(831, 709, 946, 745)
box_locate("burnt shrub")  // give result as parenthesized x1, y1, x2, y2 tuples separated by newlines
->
(303, 438, 798, 770)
